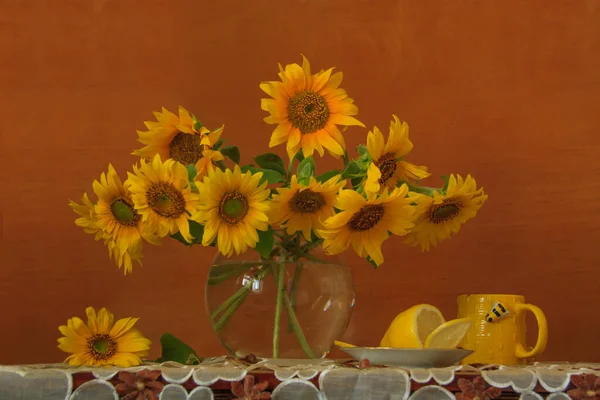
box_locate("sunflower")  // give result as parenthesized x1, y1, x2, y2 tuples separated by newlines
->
(405, 174, 487, 251)
(69, 193, 105, 240)
(57, 307, 151, 367)
(269, 174, 345, 239)
(364, 115, 431, 194)
(191, 165, 270, 257)
(69, 195, 138, 273)
(126, 154, 201, 243)
(69, 165, 158, 274)
(132, 106, 224, 179)
(318, 186, 416, 266)
(260, 55, 365, 160)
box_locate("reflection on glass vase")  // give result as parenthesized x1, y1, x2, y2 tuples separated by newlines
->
(205, 248, 355, 359)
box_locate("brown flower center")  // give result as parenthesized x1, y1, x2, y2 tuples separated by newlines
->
(430, 201, 462, 224)
(87, 334, 117, 361)
(348, 204, 385, 231)
(146, 182, 186, 218)
(169, 132, 205, 165)
(110, 197, 140, 226)
(287, 90, 330, 134)
(289, 189, 326, 214)
(219, 192, 249, 225)
(375, 152, 397, 185)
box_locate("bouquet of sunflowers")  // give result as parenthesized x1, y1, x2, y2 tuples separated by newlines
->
(69, 55, 487, 360)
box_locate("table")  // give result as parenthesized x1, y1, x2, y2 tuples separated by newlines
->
(0, 357, 596, 399)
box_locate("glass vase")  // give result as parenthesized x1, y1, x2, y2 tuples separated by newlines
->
(205, 248, 355, 359)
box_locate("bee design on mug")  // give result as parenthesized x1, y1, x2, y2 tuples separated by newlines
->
(485, 302, 509, 323)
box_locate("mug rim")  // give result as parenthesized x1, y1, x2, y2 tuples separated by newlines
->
(458, 294, 525, 299)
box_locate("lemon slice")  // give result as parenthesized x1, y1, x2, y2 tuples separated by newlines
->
(380, 304, 445, 348)
(424, 318, 472, 349)
(334, 340, 356, 348)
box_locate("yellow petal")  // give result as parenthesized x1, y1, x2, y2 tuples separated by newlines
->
(111, 352, 143, 367)
(109, 317, 139, 338)
(85, 307, 98, 333)
(335, 189, 366, 212)
(96, 308, 115, 334)
(329, 114, 365, 127)
(365, 164, 382, 194)
(367, 127, 385, 160)
(269, 122, 293, 147)
(363, 236, 385, 266)
(398, 161, 431, 181)
(286, 129, 302, 160)
(319, 130, 345, 156)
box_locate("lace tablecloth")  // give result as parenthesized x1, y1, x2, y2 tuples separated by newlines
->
(1, 357, 597, 399)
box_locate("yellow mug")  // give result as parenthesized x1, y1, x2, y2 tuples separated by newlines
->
(457, 294, 548, 365)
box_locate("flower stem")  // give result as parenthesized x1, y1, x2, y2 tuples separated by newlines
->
(211, 284, 250, 323)
(283, 290, 315, 358)
(287, 263, 303, 333)
(272, 263, 285, 358)
(271, 264, 315, 358)
(405, 182, 436, 196)
(214, 288, 250, 332)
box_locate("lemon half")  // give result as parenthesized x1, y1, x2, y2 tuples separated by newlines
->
(380, 304, 445, 348)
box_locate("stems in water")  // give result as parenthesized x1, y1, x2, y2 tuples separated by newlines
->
(283, 290, 315, 358)
(211, 284, 251, 321)
(287, 263, 303, 333)
(272, 263, 285, 358)
(214, 288, 250, 332)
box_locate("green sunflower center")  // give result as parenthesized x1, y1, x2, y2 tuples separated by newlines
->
(375, 152, 397, 185)
(348, 204, 385, 232)
(169, 132, 204, 165)
(110, 197, 140, 226)
(147, 182, 186, 218)
(219, 192, 249, 225)
(430, 202, 462, 224)
(290, 189, 326, 214)
(287, 90, 330, 134)
(87, 334, 117, 361)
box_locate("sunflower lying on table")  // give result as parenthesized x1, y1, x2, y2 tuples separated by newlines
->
(67, 55, 487, 365)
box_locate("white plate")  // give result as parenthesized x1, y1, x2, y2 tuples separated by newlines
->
(339, 347, 473, 368)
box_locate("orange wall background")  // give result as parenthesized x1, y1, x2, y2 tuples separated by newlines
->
(1, 0, 600, 364)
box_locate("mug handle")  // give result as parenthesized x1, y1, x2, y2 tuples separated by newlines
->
(515, 303, 548, 359)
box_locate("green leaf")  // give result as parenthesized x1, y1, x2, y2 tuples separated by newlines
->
(342, 161, 361, 179)
(254, 153, 286, 176)
(366, 256, 379, 269)
(156, 333, 202, 365)
(255, 225, 274, 258)
(240, 164, 254, 174)
(243, 166, 285, 184)
(212, 139, 224, 150)
(316, 170, 341, 183)
(221, 145, 240, 164)
(297, 156, 315, 178)
(170, 219, 206, 246)
(357, 144, 369, 157)
(440, 175, 450, 192)
(351, 176, 364, 189)
(186, 164, 197, 181)
(294, 151, 305, 162)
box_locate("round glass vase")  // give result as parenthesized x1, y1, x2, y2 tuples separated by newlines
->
(205, 248, 355, 359)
